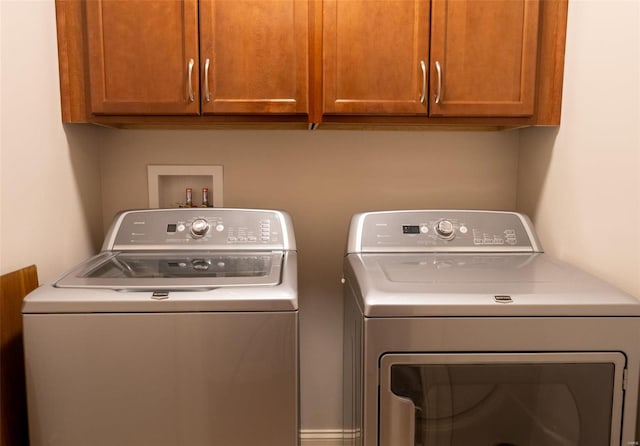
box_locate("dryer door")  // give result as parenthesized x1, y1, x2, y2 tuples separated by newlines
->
(380, 352, 625, 446)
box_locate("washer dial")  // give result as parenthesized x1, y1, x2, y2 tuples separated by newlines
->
(190, 218, 210, 238)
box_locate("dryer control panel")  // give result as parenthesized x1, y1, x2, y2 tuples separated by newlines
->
(348, 210, 542, 253)
(103, 208, 295, 251)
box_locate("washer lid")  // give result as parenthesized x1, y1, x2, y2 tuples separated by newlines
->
(24, 251, 298, 313)
(347, 253, 640, 317)
(55, 251, 283, 290)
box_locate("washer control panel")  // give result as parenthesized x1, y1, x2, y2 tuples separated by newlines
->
(107, 208, 294, 251)
(350, 210, 541, 253)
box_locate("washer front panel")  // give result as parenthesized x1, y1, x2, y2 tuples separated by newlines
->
(24, 311, 298, 446)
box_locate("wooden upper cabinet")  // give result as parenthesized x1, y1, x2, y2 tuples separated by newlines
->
(84, 0, 308, 117)
(429, 0, 540, 117)
(199, 0, 308, 114)
(85, 0, 200, 115)
(323, 0, 543, 118)
(56, 0, 567, 125)
(323, 0, 430, 115)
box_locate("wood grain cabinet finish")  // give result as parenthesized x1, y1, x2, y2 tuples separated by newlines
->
(323, 0, 429, 114)
(86, 0, 200, 115)
(84, 0, 307, 116)
(199, 0, 308, 114)
(429, 0, 540, 117)
(324, 0, 542, 118)
(1, 265, 39, 446)
(56, 0, 567, 126)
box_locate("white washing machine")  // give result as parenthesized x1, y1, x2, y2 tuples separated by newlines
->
(343, 210, 640, 446)
(23, 208, 298, 446)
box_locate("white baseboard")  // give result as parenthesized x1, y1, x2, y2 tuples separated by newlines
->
(299, 429, 344, 446)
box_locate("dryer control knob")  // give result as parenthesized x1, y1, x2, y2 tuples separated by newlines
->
(191, 218, 210, 238)
(435, 220, 455, 239)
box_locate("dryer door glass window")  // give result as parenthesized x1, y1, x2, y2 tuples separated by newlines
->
(379, 353, 625, 446)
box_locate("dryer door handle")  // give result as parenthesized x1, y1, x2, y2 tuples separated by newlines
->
(380, 391, 416, 446)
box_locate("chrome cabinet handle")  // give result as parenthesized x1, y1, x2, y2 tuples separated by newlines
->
(419, 60, 426, 104)
(434, 60, 442, 104)
(204, 58, 211, 103)
(187, 58, 195, 102)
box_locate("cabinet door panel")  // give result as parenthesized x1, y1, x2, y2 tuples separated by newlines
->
(324, 0, 429, 115)
(430, 0, 540, 117)
(85, 0, 200, 115)
(199, 0, 308, 114)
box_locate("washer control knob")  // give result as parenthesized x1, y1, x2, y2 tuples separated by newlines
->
(435, 220, 455, 239)
(190, 218, 210, 238)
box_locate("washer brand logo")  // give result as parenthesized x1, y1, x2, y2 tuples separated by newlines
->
(494, 295, 513, 304)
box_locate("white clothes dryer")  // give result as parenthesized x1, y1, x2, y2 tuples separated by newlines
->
(343, 210, 640, 446)
(23, 208, 298, 446)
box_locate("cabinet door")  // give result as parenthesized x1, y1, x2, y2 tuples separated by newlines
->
(85, 0, 200, 115)
(429, 0, 540, 117)
(323, 0, 430, 115)
(199, 0, 308, 114)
